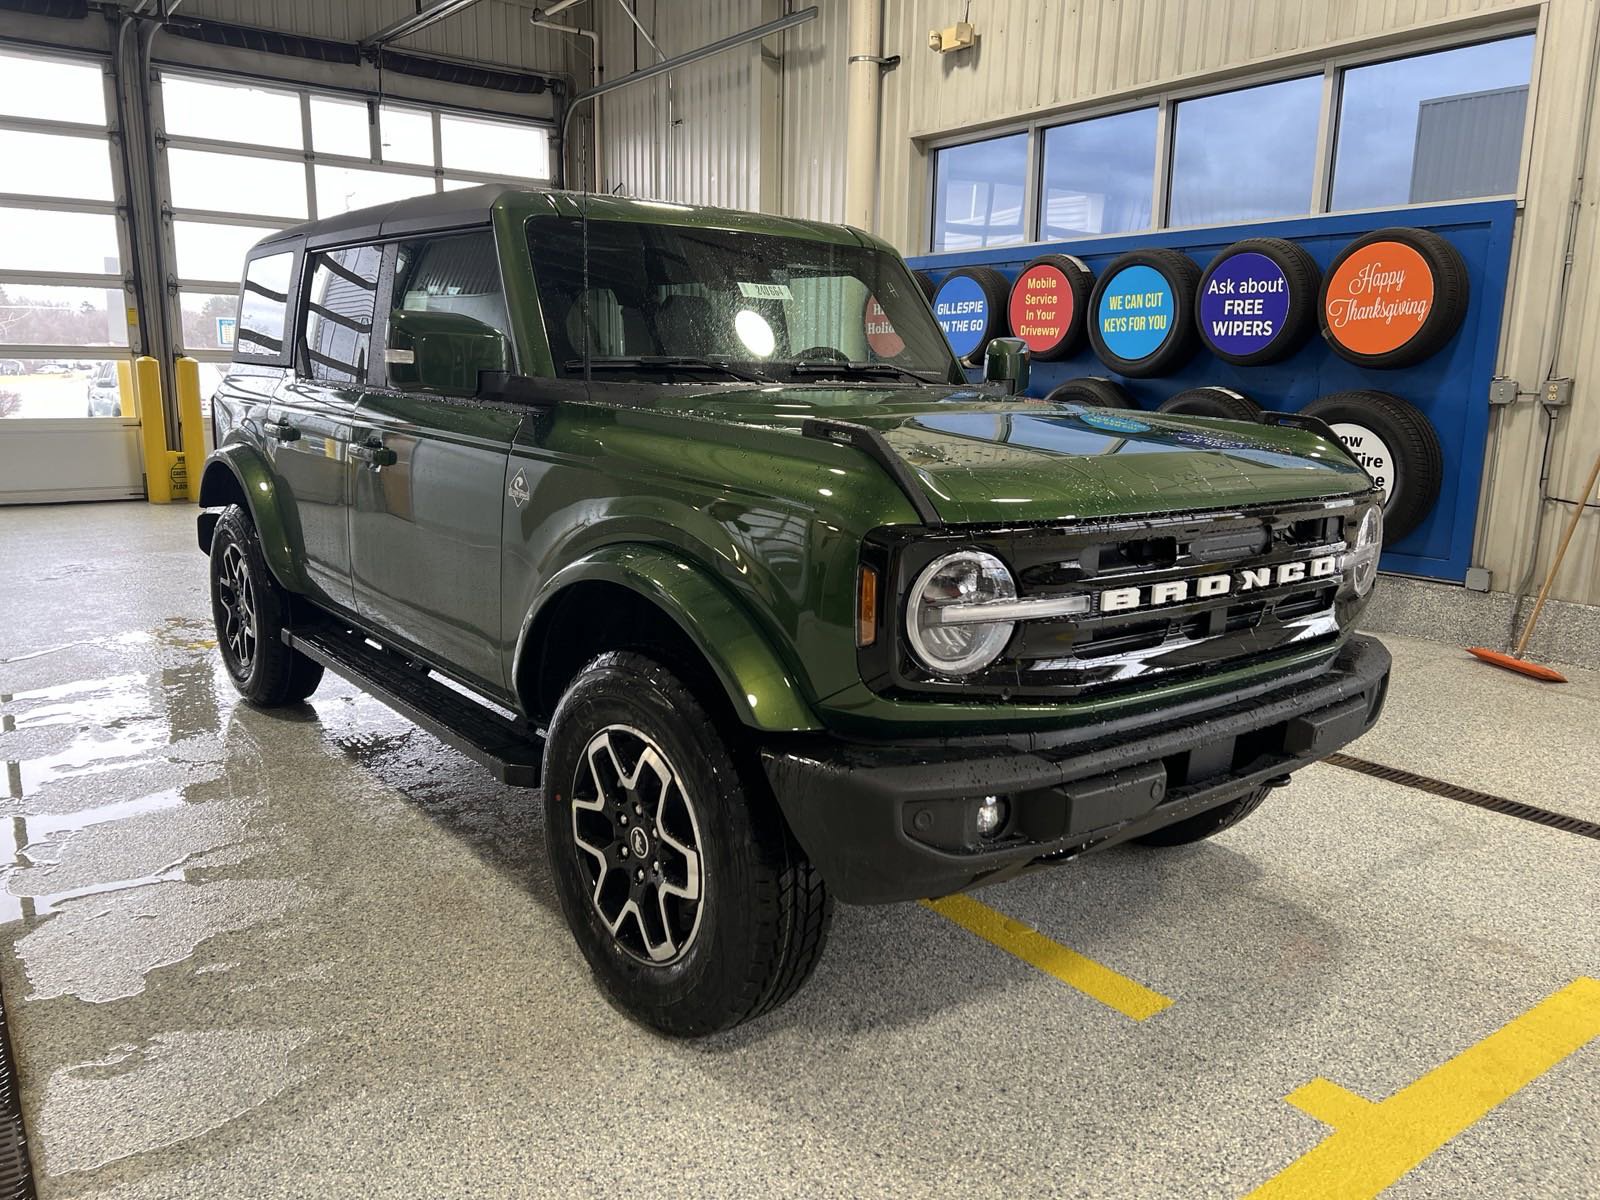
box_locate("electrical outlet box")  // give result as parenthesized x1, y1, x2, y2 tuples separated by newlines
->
(928, 21, 976, 53)
(1465, 566, 1492, 592)
(1542, 377, 1574, 407)
(1488, 377, 1518, 406)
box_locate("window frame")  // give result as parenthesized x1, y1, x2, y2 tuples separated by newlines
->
(924, 20, 1541, 252)
(297, 242, 389, 389)
(234, 243, 303, 369)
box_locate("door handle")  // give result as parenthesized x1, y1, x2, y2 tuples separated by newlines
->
(263, 418, 300, 442)
(349, 438, 398, 470)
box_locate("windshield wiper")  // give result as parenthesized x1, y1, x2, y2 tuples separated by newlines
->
(788, 360, 943, 384)
(565, 355, 771, 383)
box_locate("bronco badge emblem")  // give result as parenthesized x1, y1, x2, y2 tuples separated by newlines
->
(508, 468, 530, 508)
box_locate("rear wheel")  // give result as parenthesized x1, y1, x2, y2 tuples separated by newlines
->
(209, 505, 324, 706)
(543, 651, 832, 1036)
(1134, 785, 1273, 846)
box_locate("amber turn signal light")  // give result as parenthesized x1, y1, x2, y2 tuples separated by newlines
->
(857, 565, 879, 647)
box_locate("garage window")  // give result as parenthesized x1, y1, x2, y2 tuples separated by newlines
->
(1168, 76, 1322, 227)
(930, 133, 1029, 251)
(924, 26, 1535, 250)
(1039, 108, 1158, 239)
(0, 45, 130, 420)
(1331, 35, 1535, 210)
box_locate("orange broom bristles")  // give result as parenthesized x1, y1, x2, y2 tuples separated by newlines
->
(1466, 646, 1568, 683)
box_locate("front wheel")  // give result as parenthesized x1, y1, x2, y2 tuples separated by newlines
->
(1134, 785, 1274, 847)
(543, 651, 832, 1036)
(209, 505, 324, 706)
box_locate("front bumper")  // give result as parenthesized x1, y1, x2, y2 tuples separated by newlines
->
(762, 634, 1391, 904)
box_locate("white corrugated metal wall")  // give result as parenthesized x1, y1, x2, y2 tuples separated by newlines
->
(593, 0, 1600, 610)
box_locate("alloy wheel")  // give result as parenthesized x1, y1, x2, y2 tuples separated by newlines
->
(570, 724, 704, 965)
(216, 542, 257, 673)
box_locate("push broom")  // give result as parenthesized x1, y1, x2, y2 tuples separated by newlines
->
(1468, 447, 1600, 683)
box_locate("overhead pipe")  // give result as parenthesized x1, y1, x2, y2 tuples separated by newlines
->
(361, 0, 486, 50)
(532, 14, 601, 188)
(844, 0, 884, 231)
(557, 4, 817, 141)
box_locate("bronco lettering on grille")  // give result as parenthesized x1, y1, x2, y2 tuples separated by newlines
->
(1099, 554, 1341, 614)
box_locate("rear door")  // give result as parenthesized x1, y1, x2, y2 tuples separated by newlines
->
(266, 242, 384, 611)
(349, 229, 522, 691)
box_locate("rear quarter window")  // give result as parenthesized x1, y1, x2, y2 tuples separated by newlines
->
(236, 250, 296, 362)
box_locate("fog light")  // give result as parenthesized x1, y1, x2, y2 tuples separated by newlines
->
(975, 795, 1008, 837)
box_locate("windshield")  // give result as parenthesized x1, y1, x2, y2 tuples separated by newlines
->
(528, 216, 961, 384)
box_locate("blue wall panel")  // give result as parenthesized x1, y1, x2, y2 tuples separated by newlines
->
(908, 201, 1517, 582)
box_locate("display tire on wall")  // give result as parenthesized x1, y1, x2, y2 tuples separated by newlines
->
(1319, 227, 1470, 368)
(1301, 390, 1443, 541)
(1087, 248, 1202, 378)
(1043, 377, 1138, 409)
(1195, 237, 1321, 366)
(1135, 785, 1273, 846)
(912, 269, 939, 302)
(934, 265, 1012, 364)
(209, 504, 324, 706)
(1157, 386, 1263, 421)
(543, 650, 833, 1037)
(1007, 253, 1093, 361)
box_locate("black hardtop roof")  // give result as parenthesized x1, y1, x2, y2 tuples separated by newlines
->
(249, 183, 871, 258)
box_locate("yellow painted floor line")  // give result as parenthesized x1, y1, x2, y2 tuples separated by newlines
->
(921, 894, 1173, 1021)
(1245, 976, 1600, 1199)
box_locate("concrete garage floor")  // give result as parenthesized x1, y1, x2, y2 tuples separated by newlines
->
(1, 502, 1596, 1199)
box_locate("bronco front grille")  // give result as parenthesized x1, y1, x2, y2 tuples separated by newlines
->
(860, 496, 1369, 702)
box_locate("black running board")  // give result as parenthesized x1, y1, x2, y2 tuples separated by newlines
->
(284, 626, 544, 786)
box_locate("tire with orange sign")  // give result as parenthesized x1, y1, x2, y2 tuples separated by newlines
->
(1007, 254, 1093, 361)
(1319, 228, 1469, 368)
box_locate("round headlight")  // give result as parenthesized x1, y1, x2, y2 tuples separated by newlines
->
(905, 551, 1017, 675)
(1349, 503, 1383, 596)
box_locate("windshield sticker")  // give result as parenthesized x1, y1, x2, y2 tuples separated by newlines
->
(1199, 252, 1290, 356)
(1008, 264, 1074, 355)
(1096, 264, 1174, 362)
(1323, 241, 1435, 356)
(738, 281, 794, 301)
(864, 294, 905, 357)
(933, 274, 989, 358)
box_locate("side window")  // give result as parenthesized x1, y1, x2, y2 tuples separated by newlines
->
(236, 251, 294, 360)
(302, 243, 382, 385)
(394, 230, 513, 355)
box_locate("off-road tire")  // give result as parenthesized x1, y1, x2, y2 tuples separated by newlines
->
(543, 650, 833, 1037)
(209, 505, 324, 706)
(1134, 785, 1273, 847)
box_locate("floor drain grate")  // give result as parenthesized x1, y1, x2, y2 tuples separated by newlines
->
(0, 987, 36, 1200)
(1325, 754, 1600, 841)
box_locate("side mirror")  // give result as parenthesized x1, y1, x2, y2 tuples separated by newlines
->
(982, 336, 1030, 395)
(385, 308, 508, 397)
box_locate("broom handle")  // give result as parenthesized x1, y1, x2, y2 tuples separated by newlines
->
(1516, 447, 1600, 656)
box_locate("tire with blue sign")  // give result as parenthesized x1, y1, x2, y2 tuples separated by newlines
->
(1302, 390, 1443, 541)
(933, 266, 1011, 364)
(1042, 376, 1137, 409)
(1195, 238, 1321, 366)
(1158, 386, 1262, 421)
(1088, 249, 1202, 377)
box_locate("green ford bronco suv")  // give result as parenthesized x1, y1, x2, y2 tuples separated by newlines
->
(199, 184, 1390, 1035)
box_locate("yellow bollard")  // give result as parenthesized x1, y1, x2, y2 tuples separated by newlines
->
(174, 356, 206, 503)
(115, 359, 136, 417)
(133, 356, 172, 503)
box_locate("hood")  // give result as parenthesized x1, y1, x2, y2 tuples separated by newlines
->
(643, 385, 1373, 525)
